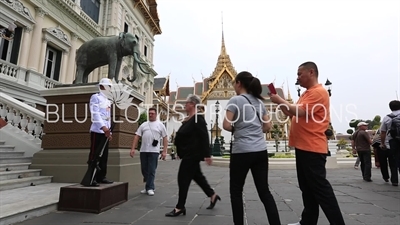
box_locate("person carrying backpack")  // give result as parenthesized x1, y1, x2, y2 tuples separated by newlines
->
(380, 100, 400, 186)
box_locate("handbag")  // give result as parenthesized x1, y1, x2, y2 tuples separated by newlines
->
(147, 122, 159, 147)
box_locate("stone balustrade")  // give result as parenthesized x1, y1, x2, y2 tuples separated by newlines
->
(0, 59, 61, 90)
(0, 91, 45, 142)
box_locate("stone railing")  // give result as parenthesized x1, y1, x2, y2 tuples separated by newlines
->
(55, 0, 100, 32)
(0, 59, 61, 89)
(0, 59, 19, 80)
(0, 91, 45, 142)
(60, 0, 75, 8)
(79, 11, 100, 30)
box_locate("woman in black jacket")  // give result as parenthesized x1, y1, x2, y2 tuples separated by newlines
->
(165, 94, 221, 217)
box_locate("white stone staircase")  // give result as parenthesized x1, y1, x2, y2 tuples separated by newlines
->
(0, 139, 55, 225)
(0, 140, 53, 191)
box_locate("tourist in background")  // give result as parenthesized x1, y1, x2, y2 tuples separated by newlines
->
(352, 122, 373, 182)
(373, 129, 398, 185)
(380, 100, 400, 186)
(130, 107, 168, 196)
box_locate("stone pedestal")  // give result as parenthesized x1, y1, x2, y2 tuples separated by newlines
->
(30, 84, 145, 192)
(58, 182, 128, 213)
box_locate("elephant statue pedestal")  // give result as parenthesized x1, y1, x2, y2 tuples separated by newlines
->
(30, 84, 145, 194)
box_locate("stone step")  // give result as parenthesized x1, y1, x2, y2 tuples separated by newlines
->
(0, 157, 32, 164)
(0, 145, 15, 151)
(0, 176, 53, 191)
(0, 169, 42, 181)
(0, 163, 31, 172)
(0, 183, 74, 225)
(0, 151, 24, 157)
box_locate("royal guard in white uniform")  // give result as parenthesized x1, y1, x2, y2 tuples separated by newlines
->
(86, 78, 114, 186)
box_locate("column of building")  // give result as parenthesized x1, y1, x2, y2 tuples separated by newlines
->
(18, 26, 33, 68)
(27, 7, 47, 72)
(65, 33, 79, 84)
(108, 0, 119, 35)
(147, 81, 152, 105)
(38, 38, 48, 73)
(60, 51, 69, 83)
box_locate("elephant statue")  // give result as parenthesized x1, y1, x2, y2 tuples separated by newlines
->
(73, 32, 150, 84)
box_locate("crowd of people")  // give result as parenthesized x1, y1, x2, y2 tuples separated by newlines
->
(87, 62, 399, 225)
(352, 101, 400, 186)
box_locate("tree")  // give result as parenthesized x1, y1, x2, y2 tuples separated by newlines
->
(368, 115, 382, 130)
(270, 124, 283, 152)
(349, 119, 362, 131)
(350, 116, 382, 131)
(346, 129, 354, 140)
(337, 138, 348, 149)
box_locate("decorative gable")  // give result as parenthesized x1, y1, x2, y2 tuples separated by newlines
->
(0, 0, 35, 23)
(42, 26, 71, 52)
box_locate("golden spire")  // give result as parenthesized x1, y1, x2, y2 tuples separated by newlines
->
(209, 13, 237, 79)
(221, 11, 227, 57)
(286, 78, 292, 101)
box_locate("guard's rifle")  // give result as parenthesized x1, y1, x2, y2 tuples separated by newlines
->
(81, 123, 115, 187)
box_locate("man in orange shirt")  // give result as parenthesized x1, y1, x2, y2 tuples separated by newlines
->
(270, 62, 345, 225)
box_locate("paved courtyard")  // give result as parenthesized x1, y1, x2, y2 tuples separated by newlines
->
(15, 160, 400, 225)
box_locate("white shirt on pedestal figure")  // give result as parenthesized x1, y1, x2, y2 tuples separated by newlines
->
(89, 92, 111, 133)
(136, 120, 167, 153)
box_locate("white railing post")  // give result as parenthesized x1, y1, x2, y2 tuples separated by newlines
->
(0, 92, 45, 142)
(20, 113, 28, 133)
(6, 107, 14, 125)
(13, 109, 21, 128)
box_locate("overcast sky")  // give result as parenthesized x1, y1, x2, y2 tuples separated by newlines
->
(153, 0, 399, 134)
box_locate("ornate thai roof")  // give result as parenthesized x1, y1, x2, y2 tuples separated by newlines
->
(153, 76, 169, 96)
(194, 82, 203, 96)
(176, 87, 194, 100)
(200, 32, 238, 102)
(136, 0, 162, 35)
(168, 91, 176, 104)
(208, 32, 237, 80)
(165, 29, 292, 106)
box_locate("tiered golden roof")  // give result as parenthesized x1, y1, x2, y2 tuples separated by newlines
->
(208, 32, 237, 80)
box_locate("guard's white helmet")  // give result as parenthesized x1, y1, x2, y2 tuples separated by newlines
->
(99, 78, 112, 86)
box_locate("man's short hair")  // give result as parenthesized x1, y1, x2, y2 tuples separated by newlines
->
(148, 107, 157, 113)
(389, 100, 400, 111)
(299, 61, 319, 77)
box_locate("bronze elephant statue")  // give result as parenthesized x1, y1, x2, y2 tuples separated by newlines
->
(73, 32, 150, 84)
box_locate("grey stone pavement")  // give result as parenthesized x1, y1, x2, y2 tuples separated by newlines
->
(15, 160, 400, 225)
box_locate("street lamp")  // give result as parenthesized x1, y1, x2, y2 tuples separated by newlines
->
(295, 80, 301, 97)
(325, 79, 332, 97)
(284, 135, 287, 152)
(324, 79, 333, 155)
(212, 101, 222, 156)
(209, 120, 213, 148)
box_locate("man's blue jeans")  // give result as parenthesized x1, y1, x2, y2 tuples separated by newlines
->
(140, 152, 159, 191)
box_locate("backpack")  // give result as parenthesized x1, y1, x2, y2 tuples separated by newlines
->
(388, 113, 400, 140)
